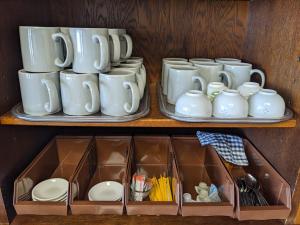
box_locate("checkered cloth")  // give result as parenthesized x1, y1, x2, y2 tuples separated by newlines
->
(196, 131, 248, 166)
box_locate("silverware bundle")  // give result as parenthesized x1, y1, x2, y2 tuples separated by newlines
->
(236, 174, 268, 206)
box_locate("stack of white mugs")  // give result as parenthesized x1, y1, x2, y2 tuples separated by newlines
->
(18, 26, 146, 117)
(162, 58, 286, 119)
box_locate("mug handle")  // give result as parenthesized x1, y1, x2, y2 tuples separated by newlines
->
(192, 75, 207, 93)
(218, 71, 233, 88)
(136, 72, 145, 99)
(140, 64, 147, 87)
(250, 69, 265, 87)
(122, 34, 133, 59)
(41, 79, 60, 113)
(109, 34, 121, 63)
(123, 81, 140, 114)
(52, 32, 73, 67)
(92, 34, 109, 70)
(82, 80, 100, 113)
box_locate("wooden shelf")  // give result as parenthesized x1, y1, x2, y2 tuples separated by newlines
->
(11, 215, 284, 225)
(0, 83, 296, 128)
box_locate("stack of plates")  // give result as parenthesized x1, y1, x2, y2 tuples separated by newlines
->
(31, 178, 68, 202)
(88, 181, 123, 201)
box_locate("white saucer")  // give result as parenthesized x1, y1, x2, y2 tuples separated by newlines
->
(88, 181, 123, 201)
(32, 178, 68, 201)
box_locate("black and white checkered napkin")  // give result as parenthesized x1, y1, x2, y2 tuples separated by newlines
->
(196, 131, 248, 166)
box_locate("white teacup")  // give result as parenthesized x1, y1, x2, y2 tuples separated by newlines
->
(193, 62, 232, 89)
(118, 29, 133, 61)
(237, 82, 261, 99)
(175, 90, 212, 117)
(69, 28, 110, 73)
(215, 58, 241, 64)
(213, 89, 248, 118)
(162, 61, 192, 95)
(207, 82, 229, 100)
(219, 62, 265, 89)
(60, 70, 100, 116)
(167, 66, 207, 104)
(249, 89, 285, 118)
(18, 70, 61, 115)
(99, 69, 140, 116)
(19, 26, 73, 72)
(108, 29, 121, 66)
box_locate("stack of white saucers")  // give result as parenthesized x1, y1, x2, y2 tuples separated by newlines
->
(88, 181, 123, 201)
(31, 178, 68, 202)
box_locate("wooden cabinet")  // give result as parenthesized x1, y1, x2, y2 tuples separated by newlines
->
(0, 0, 299, 224)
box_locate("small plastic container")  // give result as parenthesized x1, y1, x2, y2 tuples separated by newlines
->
(13, 136, 93, 215)
(125, 136, 180, 215)
(172, 136, 235, 217)
(70, 136, 132, 215)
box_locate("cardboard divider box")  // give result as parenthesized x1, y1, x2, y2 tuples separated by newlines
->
(70, 136, 132, 215)
(228, 139, 291, 221)
(171, 136, 235, 217)
(125, 136, 180, 215)
(13, 136, 93, 215)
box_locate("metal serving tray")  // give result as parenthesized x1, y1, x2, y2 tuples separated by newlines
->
(12, 86, 150, 123)
(158, 85, 293, 123)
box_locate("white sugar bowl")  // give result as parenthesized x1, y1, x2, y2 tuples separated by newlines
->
(175, 90, 212, 117)
(249, 89, 285, 118)
(213, 89, 248, 118)
(237, 82, 261, 99)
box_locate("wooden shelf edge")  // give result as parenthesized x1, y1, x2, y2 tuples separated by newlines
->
(0, 83, 296, 128)
(11, 215, 284, 225)
(0, 111, 296, 128)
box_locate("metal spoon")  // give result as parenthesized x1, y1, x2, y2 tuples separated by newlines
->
(245, 173, 268, 206)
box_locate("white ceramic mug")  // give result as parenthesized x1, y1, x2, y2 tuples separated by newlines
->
(215, 58, 241, 64)
(213, 89, 248, 118)
(128, 57, 143, 63)
(189, 58, 214, 65)
(99, 69, 140, 116)
(111, 67, 145, 98)
(18, 70, 61, 115)
(60, 70, 100, 115)
(162, 61, 192, 95)
(193, 62, 232, 88)
(118, 61, 146, 95)
(69, 28, 110, 73)
(19, 26, 73, 72)
(167, 66, 207, 104)
(249, 89, 285, 118)
(108, 29, 121, 65)
(219, 62, 265, 89)
(118, 29, 133, 61)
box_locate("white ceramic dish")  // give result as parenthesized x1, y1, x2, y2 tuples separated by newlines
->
(88, 181, 123, 201)
(31, 178, 68, 201)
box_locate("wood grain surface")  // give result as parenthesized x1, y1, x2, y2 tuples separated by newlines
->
(241, 1, 300, 223)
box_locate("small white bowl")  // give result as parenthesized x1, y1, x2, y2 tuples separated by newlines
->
(88, 181, 123, 201)
(249, 89, 285, 118)
(32, 178, 68, 201)
(175, 90, 212, 117)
